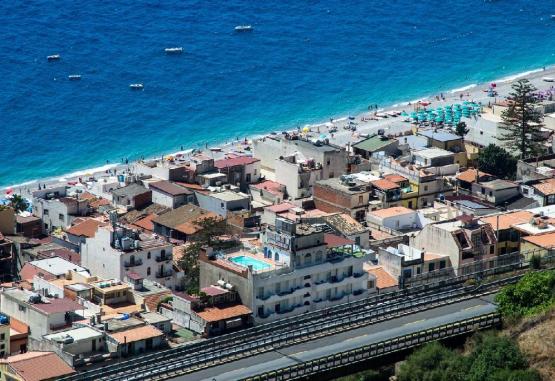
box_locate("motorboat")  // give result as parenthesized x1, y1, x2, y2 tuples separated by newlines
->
(68, 74, 81, 81)
(129, 83, 144, 90)
(47, 54, 60, 61)
(235, 25, 253, 32)
(543, 77, 555, 82)
(165, 47, 183, 54)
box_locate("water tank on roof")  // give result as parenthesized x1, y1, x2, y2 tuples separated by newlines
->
(0, 314, 8, 325)
(225, 283, 233, 290)
(120, 313, 130, 320)
(121, 237, 133, 251)
(217, 279, 226, 287)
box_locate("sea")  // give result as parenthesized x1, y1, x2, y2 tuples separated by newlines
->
(1, 0, 555, 188)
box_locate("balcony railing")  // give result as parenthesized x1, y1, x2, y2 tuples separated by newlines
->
(124, 259, 143, 267)
(155, 269, 173, 278)
(155, 255, 172, 262)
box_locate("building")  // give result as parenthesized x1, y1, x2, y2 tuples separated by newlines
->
(521, 232, 555, 258)
(152, 204, 219, 241)
(253, 136, 347, 181)
(19, 257, 89, 283)
(139, 312, 172, 334)
(321, 213, 369, 249)
(456, 169, 495, 193)
(370, 179, 402, 209)
(105, 324, 165, 356)
(352, 135, 399, 159)
(195, 189, 250, 217)
(111, 183, 152, 210)
(274, 154, 324, 199)
(42, 326, 105, 366)
(15, 215, 42, 238)
(526, 178, 555, 206)
(479, 210, 533, 255)
(313, 177, 372, 221)
(214, 156, 261, 191)
(410, 216, 497, 275)
(81, 224, 179, 289)
(65, 219, 105, 245)
(0, 314, 10, 357)
(0, 233, 14, 282)
(471, 179, 520, 206)
(366, 206, 425, 232)
(0, 207, 15, 235)
(411, 147, 455, 168)
(365, 265, 398, 293)
(417, 129, 466, 166)
(0, 351, 75, 381)
(249, 180, 287, 205)
(199, 217, 370, 323)
(0, 288, 84, 340)
(167, 286, 252, 337)
(32, 187, 90, 234)
(148, 181, 194, 209)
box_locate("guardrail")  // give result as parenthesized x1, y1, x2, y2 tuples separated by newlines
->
(239, 312, 502, 381)
(60, 251, 555, 381)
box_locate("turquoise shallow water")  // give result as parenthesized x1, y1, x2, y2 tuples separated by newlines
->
(1, 0, 555, 187)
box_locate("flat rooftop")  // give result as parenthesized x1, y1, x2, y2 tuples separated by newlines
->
(44, 326, 102, 342)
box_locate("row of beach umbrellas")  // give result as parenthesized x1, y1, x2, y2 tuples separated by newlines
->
(406, 102, 482, 124)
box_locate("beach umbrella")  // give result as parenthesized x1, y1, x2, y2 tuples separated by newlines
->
(303, 126, 310, 133)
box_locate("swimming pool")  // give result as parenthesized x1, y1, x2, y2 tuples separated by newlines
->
(230, 255, 271, 271)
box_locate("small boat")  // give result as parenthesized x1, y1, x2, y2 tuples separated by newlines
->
(68, 74, 81, 81)
(47, 54, 61, 61)
(165, 47, 183, 54)
(543, 77, 555, 82)
(210, 147, 223, 152)
(129, 83, 144, 90)
(234, 25, 253, 32)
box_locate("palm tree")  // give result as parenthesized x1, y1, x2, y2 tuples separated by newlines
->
(9, 195, 29, 213)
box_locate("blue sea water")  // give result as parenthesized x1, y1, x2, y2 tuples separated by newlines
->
(1, 0, 555, 188)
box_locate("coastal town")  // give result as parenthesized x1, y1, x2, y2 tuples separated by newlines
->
(1, 70, 555, 380)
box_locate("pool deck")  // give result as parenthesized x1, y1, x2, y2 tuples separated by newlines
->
(226, 251, 276, 273)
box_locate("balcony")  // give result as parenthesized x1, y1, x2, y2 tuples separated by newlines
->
(124, 259, 143, 267)
(353, 272, 365, 278)
(155, 254, 172, 263)
(155, 269, 173, 278)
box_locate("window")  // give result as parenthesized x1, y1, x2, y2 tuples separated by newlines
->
(423, 185, 428, 192)
(58, 214, 64, 222)
(489, 245, 495, 254)
(147, 267, 151, 276)
(161, 249, 166, 256)
(368, 280, 375, 289)
(0, 334, 4, 340)
(326, 159, 330, 166)
(147, 252, 151, 259)
(274, 252, 280, 261)
(428, 262, 435, 272)
(439, 260, 446, 269)
(220, 202, 224, 208)
(18, 305, 26, 312)
(44, 209, 49, 216)
(358, 195, 363, 205)
(304, 253, 312, 266)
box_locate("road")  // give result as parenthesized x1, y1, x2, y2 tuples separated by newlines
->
(170, 295, 497, 381)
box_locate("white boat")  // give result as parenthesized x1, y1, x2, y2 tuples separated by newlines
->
(543, 77, 555, 82)
(68, 74, 81, 81)
(165, 47, 183, 54)
(129, 83, 144, 90)
(234, 25, 253, 32)
(47, 54, 60, 61)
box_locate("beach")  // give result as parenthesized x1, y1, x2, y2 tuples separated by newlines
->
(4, 64, 555, 199)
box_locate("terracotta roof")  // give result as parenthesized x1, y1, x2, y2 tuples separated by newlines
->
(109, 325, 164, 344)
(150, 180, 192, 196)
(126, 271, 143, 281)
(371, 179, 400, 191)
(66, 219, 105, 238)
(79, 191, 97, 201)
(532, 179, 555, 196)
(33, 298, 84, 315)
(201, 285, 229, 296)
(383, 174, 407, 183)
(366, 266, 398, 289)
(522, 232, 555, 249)
(324, 233, 354, 247)
(369, 206, 414, 219)
(90, 198, 110, 208)
(423, 252, 449, 261)
(266, 202, 295, 213)
(196, 304, 252, 322)
(479, 211, 533, 231)
(251, 180, 284, 195)
(133, 213, 157, 231)
(456, 168, 492, 183)
(38, 248, 81, 265)
(153, 205, 219, 230)
(214, 156, 259, 169)
(0, 351, 75, 381)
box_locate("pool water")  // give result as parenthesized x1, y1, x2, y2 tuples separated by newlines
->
(230, 256, 271, 271)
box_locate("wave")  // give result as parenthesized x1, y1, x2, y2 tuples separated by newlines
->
(449, 83, 478, 93)
(495, 68, 545, 83)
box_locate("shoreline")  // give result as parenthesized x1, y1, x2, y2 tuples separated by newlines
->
(3, 63, 555, 194)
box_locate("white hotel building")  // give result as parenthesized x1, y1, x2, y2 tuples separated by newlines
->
(199, 217, 370, 323)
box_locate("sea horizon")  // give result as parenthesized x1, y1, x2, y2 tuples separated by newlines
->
(2, 0, 555, 188)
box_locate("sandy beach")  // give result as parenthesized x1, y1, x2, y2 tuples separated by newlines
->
(4, 64, 555, 200)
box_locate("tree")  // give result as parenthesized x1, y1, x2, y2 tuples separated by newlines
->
(8, 195, 29, 213)
(397, 342, 466, 381)
(477, 144, 517, 179)
(495, 270, 555, 317)
(177, 216, 237, 293)
(466, 334, 530, 381)
(498, 79, 545, 159)
(455, 121, 469, 137)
